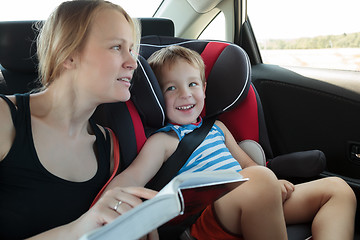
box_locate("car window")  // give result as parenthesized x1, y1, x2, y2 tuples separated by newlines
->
(248, 0, 360, 72)
(0, 0, 162, 21)
(198, 12, 226, 41)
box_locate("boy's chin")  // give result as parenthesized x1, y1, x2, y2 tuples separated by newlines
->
(174, 119, 199, 125)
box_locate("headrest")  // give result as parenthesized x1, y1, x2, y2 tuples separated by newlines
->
(0, 21, 39, 73)
(0, 18, 175, 74)
(139, 18, 175, 37)
(140, 36, 251, 117)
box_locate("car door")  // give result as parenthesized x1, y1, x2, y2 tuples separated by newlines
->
(242, 0, 360, 233)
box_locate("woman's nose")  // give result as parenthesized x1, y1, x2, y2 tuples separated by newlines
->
(124, 52, 138, 70)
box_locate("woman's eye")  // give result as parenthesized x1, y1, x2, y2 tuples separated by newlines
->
(112, 45, 121, 51)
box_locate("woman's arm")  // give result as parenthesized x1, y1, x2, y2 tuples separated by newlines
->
(105, 132, 176, 191)
(27, 187, 157, 240)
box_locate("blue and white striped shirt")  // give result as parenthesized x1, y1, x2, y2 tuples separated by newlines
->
(157, 119, 242, 175)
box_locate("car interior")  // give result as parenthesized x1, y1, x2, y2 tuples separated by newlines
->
(0, 0, 359, 239)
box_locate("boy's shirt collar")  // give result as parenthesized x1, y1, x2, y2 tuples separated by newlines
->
(157, 117, 203, 140)
(169, 116, 202, 127)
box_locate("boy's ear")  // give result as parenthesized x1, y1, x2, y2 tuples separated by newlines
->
(203, 82, 207, 97)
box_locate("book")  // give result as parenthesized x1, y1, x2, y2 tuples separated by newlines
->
(79, 169, 248, 240)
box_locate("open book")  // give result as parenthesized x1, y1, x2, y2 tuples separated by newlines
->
(79, 169, 248, 240)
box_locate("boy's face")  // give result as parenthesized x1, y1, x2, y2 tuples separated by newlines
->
(159, 59, 206, 125)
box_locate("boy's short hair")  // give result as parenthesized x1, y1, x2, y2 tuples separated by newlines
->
(147, 45, 206, 85)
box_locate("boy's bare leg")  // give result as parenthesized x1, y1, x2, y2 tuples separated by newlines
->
(214, 166, 288, 240)
(283, 177, 356, 240)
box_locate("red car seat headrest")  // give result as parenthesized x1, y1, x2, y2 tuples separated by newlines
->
(140, 36, 251, 118)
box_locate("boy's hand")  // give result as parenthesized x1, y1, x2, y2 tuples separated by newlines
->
(279, 180, 295, 202)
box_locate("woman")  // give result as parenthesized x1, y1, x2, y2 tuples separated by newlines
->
(0, 1, 157, 239)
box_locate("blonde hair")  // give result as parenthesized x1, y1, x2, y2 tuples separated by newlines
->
(147, 45, 206, 85)
(36, 0, 140, 88)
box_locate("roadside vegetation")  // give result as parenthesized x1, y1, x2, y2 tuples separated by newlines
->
(259, 32, 360, 50)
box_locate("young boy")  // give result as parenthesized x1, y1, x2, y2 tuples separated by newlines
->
(106, 45, 356, 240)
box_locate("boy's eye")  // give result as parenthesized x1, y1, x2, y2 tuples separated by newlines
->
(189, 82, 198, 87)
(166, 86, 176, 91)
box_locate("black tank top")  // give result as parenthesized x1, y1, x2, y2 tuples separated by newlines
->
(0, 94, 111, 239)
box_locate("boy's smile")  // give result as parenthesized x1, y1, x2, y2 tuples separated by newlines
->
(176, 104, 195, 110)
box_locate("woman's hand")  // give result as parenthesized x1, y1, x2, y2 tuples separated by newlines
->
(71, 187, 158, 239)
(279, 180, 295, 203)
(27, 187, 157, 240)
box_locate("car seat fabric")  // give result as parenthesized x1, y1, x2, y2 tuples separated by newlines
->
(140, 18, 175, 37)
(0, 21, 40, 94)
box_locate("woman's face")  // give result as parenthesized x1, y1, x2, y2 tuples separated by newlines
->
(75, 8, 137, 104)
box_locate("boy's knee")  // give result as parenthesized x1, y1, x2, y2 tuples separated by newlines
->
(243, 166, 278, 185)
(317, 177, 357, 208)
(326, 177, 356, 203)
(240, 166, 281, 201)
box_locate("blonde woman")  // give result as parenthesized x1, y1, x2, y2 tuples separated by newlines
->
(0, 1, 157, 239)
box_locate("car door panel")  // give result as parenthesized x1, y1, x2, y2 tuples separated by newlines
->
(252, 64, 360, 181)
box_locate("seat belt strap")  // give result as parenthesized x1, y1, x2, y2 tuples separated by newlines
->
(145, 116, 216, 191)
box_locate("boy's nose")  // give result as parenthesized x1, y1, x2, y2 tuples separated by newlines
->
(179, 87, 191, 98)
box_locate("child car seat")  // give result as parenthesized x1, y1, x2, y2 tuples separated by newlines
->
(140, 36, 326, 179)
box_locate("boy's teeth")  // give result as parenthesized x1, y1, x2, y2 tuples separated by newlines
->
(177, 105, 194, 110)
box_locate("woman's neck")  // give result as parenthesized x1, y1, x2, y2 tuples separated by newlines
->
(30, 78, 97, 138)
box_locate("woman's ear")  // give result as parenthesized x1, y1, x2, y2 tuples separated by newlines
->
(63, 52, 79, 69)
(63, 57, 75, 69)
